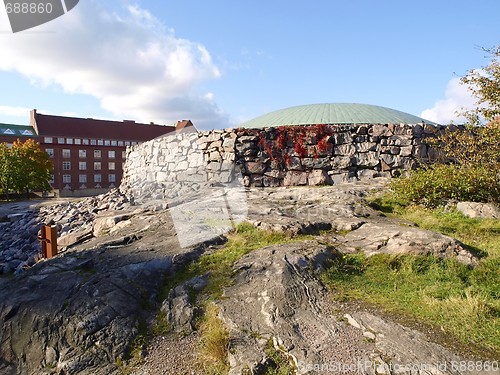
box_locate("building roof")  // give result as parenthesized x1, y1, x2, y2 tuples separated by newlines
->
(239, 103, 436, 128)
(0, 123, 37, 138)
(31, 110, 176, 141)
(175, 119, 197, 133)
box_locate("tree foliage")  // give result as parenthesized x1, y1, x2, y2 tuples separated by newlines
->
(460, 46, 500, 125)
(391, 45, 500, 207)
(0, 139, 52, 198)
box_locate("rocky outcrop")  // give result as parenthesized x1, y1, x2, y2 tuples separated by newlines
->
(218, 241, 374, 374)
(245, 180, 479, 266)
(160, 274, 208, 334)
(337, 220, 479, 266)
(0, 206, 212, 374)
(0, 175, 490, 374)
(218, 241, 486, 375)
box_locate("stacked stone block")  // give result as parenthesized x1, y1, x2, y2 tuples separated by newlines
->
(121, 123, 450, 200)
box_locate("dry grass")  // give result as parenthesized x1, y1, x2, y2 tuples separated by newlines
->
(196, 302, 230, 374)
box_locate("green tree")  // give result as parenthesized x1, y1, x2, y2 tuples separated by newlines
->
(0, 143, 15, 200)
(11, 139, 52, 198)
(0, 139, 52, 199)
(391, 45, 500, 206)
(460, 46, 500, 125)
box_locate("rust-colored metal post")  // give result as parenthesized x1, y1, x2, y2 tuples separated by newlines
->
(38, 225, 58, 259)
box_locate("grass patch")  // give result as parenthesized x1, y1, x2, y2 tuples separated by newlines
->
(334, 192, 500, 355)
(196, 303, 230, 374)
(119, 318, 149, 373)
(323, 253, 500, 354)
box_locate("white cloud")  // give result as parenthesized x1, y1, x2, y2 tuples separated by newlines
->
(421, 77, 476, 124)
(0, 1, 229, 130)
(0, 105, 32, 118)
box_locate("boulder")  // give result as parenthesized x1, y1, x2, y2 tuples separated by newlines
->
(93, 213, 130, 237)
(456, 201, 500, 219)
(160, 275, 209, 333)
(339, 220, 479, 266)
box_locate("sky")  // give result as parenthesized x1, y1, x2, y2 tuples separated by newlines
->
(0, 0, 499, 130)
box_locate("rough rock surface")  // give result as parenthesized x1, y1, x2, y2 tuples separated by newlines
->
(0, 204, 213, 375)
(134, 179, 488, 375)
(217, 241, 487, 375)
(245, 180, 479, 266)
(219, 241, 376, 374)
(0, 179, 493, 374)
(456, 201, 500, 219)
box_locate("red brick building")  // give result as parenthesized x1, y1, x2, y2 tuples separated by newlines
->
(29, 110, 194, 196)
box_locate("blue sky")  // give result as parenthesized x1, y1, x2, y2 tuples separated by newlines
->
(0, 0, 499, 130)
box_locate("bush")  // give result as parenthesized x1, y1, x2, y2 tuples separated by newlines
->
(390, 163, 500, 207)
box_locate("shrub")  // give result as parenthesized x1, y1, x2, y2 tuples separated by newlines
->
(390, 163, 500, 207)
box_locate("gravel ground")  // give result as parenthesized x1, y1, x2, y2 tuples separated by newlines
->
(131, 299, 378, 375)
(132, 333, 201, 375)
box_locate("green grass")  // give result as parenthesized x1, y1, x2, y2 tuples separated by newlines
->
(323, 253, 500, 354)
(326, 192, 500, 356)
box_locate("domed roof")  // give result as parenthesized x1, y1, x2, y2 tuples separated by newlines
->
(239, 103, 435, 128)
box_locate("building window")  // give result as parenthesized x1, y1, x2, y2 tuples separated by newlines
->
(63, 175, 71, 183)
(94, 162, 101, 170)
(122, 151, 126, 159)
(62, 149, 71, 158)
(90, 139, 97, 145)
(108, 150, 115, 159)
(104, 140, 110, 146)
(94, 150, 101, 158)
(97, 140, 103, 146)
(49, 174, 54, 184)
(58, 137, 65, 144)
(109, 174, 116, 183)
(66, 138, 73, 144)
(108, 162, 115, 170)
(125, 141, 130, 146)
(79, 150, 86, 158)
(44, 137, 53, 143)
(45, 148, 54, 158)
(79, 174, 87, 183)
(83, 139, 89, 145)
(75, 139, 81, 145)
(79, 162, 86, 170)
(94, 174, 102, 183)
(111, 140, 117, 146)
(118, 141, 124, 146)
(62, 161, 71, 170)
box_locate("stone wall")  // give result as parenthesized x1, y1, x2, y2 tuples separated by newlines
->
(120, 123, 449, 201)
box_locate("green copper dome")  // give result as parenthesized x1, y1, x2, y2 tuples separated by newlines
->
(239, 103, 435, 128)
